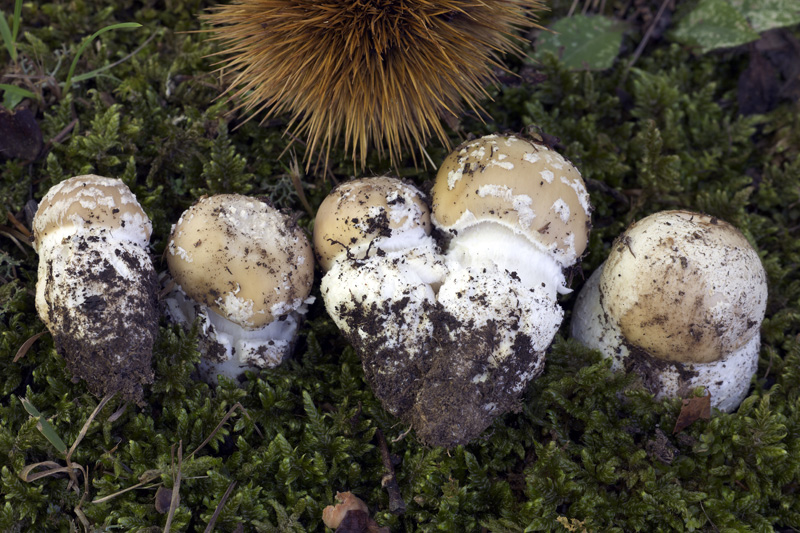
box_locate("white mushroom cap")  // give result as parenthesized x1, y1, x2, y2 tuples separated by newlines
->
(313, 176, 432, 271)
(599, 210, 767, 364)
(432, 133, 591, 268)
(33, 174, 152, 250)
(167, 194, 314, 329)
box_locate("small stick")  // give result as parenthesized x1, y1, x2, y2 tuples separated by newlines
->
(375, 429, 406, 515)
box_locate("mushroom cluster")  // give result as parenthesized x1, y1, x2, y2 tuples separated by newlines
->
(571, 210, 768, 412)
(317, 133, 592, 446)
(32, 175, 159, 403)
(164, 194, 315, 383)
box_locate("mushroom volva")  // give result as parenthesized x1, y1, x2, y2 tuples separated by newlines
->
(570, 210, 768, 412)
(33, 175, 159, 403)
(165, 194, 315, 383)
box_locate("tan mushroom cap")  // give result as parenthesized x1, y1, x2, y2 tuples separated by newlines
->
(432, 134, 591, 266)
(313, 176, 431, 271)
(600, 210, 768, 364)
(167, 195, 314, 329)
(33, 174, 152, 251)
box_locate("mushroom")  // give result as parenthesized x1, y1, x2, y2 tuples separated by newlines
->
(165, 194, 315, 383)
(418, 132, 592, 445)
(570, 210, 768, 412)
(32, 175, 158, 403)
(315, 177, 446, 416)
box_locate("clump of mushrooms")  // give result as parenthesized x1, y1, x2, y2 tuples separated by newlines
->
(33, 175, 159, 403)
(571, 210, 768, 412)
(165, 194, 315, 383)
(316, 132, 592, 446)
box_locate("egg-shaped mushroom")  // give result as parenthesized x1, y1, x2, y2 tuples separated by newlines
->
(570, 210, 768, 412)
(165, 194, 315, 383)
(415, 132, 592, 445)
(33, 175, 158, 403)
(315, 177, 446, 416)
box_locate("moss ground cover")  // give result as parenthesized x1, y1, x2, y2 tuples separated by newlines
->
(1, 0, 800, 531)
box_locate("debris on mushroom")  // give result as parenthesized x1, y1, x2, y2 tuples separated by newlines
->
(165, 194, 315, 383)
(570, 210, 768, 412)
(423, 132, 592, 445)
(315, 177, 446, 416)
(32, 175, 158, 403)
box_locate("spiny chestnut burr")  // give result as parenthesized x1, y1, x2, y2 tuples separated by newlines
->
(201, 0, 545, 168)
(33, 175, 158, 404)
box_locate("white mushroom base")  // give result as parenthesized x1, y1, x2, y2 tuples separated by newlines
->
(571, 263, 760, 412)
(164, 284, 313, 384)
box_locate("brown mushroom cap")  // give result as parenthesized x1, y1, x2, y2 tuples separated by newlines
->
(313, 176, 431, 271)
(600, 210, 768, 364)
(33, 174, 152, 251)
(167, 195, 314, 329)
(431, 134, 590, 267)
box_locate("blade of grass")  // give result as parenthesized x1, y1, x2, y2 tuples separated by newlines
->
(0, 83, 36, 100)
(21, 397, 68, 454)
(0, 10, 17, 62)
(62, 22, 142, 95)
(11, 0, 21, 42)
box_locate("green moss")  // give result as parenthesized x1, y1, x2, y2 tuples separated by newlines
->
(1, 0, 799, 530)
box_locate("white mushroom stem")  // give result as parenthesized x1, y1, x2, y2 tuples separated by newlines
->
(572, 262, 760, 412)
(320, 240, 446, 415)
(164, 284, 314, 384)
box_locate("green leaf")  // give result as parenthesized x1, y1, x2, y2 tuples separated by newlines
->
(729, 0, 800, 32)
(671, 0, 761, 53)
(0, 9, 16, 62)
(20, 398, 68, 455)
(535, 14, 625, 71)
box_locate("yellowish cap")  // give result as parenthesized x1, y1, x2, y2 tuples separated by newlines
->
(313, 176, 431, 271)
(33, 175, 151, 250)
(167, 195, 314, 329)
(432, 134, 590, 267)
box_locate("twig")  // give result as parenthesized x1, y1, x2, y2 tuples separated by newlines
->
(375, 429, 406, 515)
(627, 0, 672, 72)
(164, 441, 183, 533)
(203, 481, 238, 533)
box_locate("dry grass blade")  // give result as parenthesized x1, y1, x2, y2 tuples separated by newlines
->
(187, 402, 261, 460)
(164, 441, 183, 533)
(202, 0, 546, 168)
(13, 330, 47, 362)
(91, 470, 162, 504)
(203, 480, 238, 533)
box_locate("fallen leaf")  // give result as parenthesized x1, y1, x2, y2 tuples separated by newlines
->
(738, 49, 780, 114)
(0, 106, 43, 161)
(154, 486, 172, 514)
(673, 393, 712, 434)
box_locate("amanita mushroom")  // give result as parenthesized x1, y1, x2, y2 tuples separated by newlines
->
(165, 194, 315, 383)
(33, 175, 158, 403)
(315, 177, 446, 416)
(420, 132, 592, 445)
(570, 210, 768, 412)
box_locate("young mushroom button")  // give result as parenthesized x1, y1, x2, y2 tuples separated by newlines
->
(314, 177, 446, 418)
(571, 210, 768, 412)
(410, 133, 592, 446)
(165, 194, 315, 383)
(33, 175, 159, 404)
